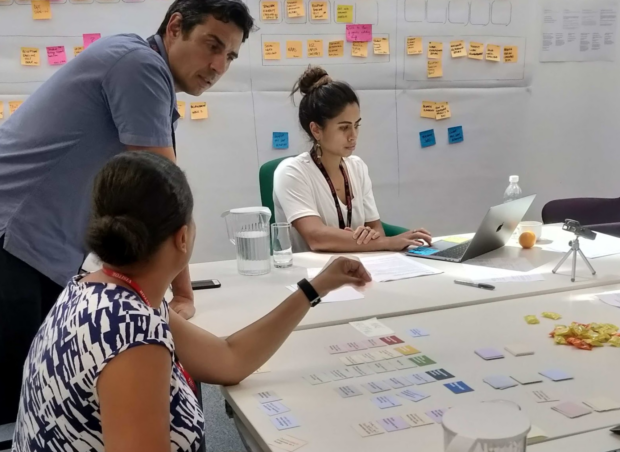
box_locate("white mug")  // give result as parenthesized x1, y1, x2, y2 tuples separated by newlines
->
(518, 221, 543, 242)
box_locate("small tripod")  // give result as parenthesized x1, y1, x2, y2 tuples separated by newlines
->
(552, 236, 597, 282)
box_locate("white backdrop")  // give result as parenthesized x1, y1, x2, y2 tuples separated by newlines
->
(0, 0, 618, 264)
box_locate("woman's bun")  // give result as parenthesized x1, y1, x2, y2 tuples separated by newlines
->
(296, 66, 332, 95)
(86, 215, 150, 267)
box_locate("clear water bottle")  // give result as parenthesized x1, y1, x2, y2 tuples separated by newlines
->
(503, 175, 522, 203)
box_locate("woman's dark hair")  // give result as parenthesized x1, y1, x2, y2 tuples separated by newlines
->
(291, 66, 360, 142)
(157, 0, 255, 42)
(86, 152, 194, 267)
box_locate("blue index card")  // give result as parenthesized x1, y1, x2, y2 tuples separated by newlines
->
(448, 126, 464, 144)
(273, 132, 289, 149)
(419, 129, 436, 148)
(444, 381, 474, 394)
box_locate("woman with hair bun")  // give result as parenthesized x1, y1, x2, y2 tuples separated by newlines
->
(274, 65, 433, 253)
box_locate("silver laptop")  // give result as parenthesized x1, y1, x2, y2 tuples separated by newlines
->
(407, 195, 536, 263)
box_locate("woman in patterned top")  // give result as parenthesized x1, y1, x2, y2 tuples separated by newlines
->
(13, 151, 371, 452)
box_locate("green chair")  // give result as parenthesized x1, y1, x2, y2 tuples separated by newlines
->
(259, 156, 408, 237)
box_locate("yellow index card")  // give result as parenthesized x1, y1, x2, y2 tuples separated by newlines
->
(176, 101, 186, 119)
(427, 60, 442, 78)
(286, 0, 305, 17)
(336, 4, 353, 23)
(395, 345, 421, 356)
(450, 40, 467, 58)
(428, 41, 443, 59)
(261, 1, 279, 20)
(286, 40, 303, 58)
(503, 45, 518, 62)
(435, 102, 451, 120)
(9, 101, 23, 116)
(372, 37, 389, 55)
(468, 42, 484, 60)
(21, 48, 40, 66)
(486, 44, 501, 61)
(263, 41, 281, 60)
(407, 37, 422, 55)
(31, 0, 51, 20)
(73, 46, 84, 57)
(351, 41, 368, 58)
(310, 1, 328, 19)
(328, 40, 344, 57)
(307, 39, 324, 57)
(190, 102, 208, 120)
(420, 101, 436, 119)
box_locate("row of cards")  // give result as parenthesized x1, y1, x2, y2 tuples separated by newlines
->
(353, 408, 452, 438)
(326, 332, 426, 354)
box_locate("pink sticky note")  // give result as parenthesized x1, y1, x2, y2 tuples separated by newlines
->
(83, 33, 101, 49)
(346, 24, 372, 42)
(46, 46, 67, 66)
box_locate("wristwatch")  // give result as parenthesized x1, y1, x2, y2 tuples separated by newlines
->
(297, 278, 322, 307)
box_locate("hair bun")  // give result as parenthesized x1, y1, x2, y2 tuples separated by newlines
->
(86, 215, 150, 267)
(297, 66, 332, 95)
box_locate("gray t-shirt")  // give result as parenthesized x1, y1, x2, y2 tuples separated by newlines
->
(0, 33, 178, 286)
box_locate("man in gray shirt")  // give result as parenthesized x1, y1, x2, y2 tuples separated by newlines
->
(0, 0, 254, 425)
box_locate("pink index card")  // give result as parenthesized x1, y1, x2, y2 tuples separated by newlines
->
(46, 46, 67, 66)
(346, 24, 372, 42)
(83, 33, 101, 49)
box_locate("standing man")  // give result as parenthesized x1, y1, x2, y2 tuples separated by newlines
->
(0, 0, 254, 425)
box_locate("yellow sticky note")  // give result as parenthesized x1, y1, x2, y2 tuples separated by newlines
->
(21, 48, 40, 66)
(450, 40, 467, 58)
(395, 345, 421, 356)
(504, 45, 518, 63)
(176, 100, 186, 119)
(372, 37, 389, 55)
(407, 37, 423, 55)
(351, 41, 368, 58)
(420, 101, 436, 119)
(263, 41, 281, 60)
(486, 44, 501, 62)
(307, 39, 324, 58)
(336, 4, 353, 23)
(190, 102, 208, 120)
(286, 0, 305, 17)
(31, 0, 51, 19)
(74, 46, 84, 57)
(428, 41, 443, 59)
(286, 40, 303, 59)
(427, 60, 442, 78)
(435, 102, 451, 120)
(328, 40, 344, 57)
(310, 1, 328, 19)
(261, 1, 279, 20)
(0, 102, 3, 120)
(443, 236, 469, 244)
(9, 101, 23, 116)
(468, 42, 484, 60)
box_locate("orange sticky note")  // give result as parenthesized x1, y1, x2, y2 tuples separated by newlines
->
(372, 37, 389, 55)
(307, 39, 324, 58)
(504, 45, 518, 62)
(407, 37, 423, 55)
(9, 101, 23, 116)
(0, 102, 3, 120)
(351, 41, 368, 58)
(450, 40, 467, 58)
(31, 0, 51, 19)
(328, 40, 344, 57)
(420, 101, 436, 119)
(74, 46, 84, 57)
(286, 41, 303, 58)
(177, 100, 186, 119)
(263, 42, 281, 60)
(395, 345, 421, 356)
(486, 44, 501, 62)
(468, 42, 484, 60)
(435, 102, 451, 120)
(336, 4, 354, 23)
(21, 48, 40, 66)
(428, 41, 443, 59)
(427, 60, 442, 78)
(190, 102, 208, 120)
(261, 1, 279, 20)
(310, 1, 328, 19)
(286, 0, 305, 17)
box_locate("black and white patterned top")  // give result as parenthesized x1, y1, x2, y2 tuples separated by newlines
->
(12, 277, 205, 452)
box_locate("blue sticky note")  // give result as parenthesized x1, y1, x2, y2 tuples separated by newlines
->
(273, 132, 289, 149)
(448, 126, 464, 144)
(444, 381, 474, 394)
(408, 328, 430, 338)
(419, 129, 436, 148)
(540, 369, 573, 382)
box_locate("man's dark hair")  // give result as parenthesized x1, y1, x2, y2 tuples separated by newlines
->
(157, 0, 254, 42)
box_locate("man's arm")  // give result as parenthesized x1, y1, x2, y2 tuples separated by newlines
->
(126, 145, 176, 162)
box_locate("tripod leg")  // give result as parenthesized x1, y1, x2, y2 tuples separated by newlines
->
(552, 249, 573, 274)
(571, 246, 577, 282)
(577, 248, 597, 276)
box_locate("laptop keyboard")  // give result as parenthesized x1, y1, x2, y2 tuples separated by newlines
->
(433, 242, 471, 260)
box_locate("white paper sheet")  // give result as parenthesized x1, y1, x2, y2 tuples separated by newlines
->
(462, 257, 544, 283)
(359, 254, 442, 282)
(349, 317, 394, 337)
(545, 232, 620, 258)
(597, 291, 620, 307)
(465, 257, 536, 272)
(286, 285, 364, 303)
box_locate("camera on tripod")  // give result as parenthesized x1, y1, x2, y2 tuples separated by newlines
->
(553, 219, 597, 282)
(561, 219, 597, 241)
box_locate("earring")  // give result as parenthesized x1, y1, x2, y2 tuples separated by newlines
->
(314, 142, 323, 159)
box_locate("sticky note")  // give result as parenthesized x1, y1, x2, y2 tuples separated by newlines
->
(386, 376, 414, 389)
(419, 130, 436, 148)
(346, 24, 372, 42)
(307, 39, 323, 57)
(486, 44, 501, 61)
(468, 42, 484, 60)
(271, 414, 300, 431)
(267, 435, 308, 451)
(74, 46, 84, 57)
(255, 391, 282, 404)
(21, 48, 40, 66)
(286, 41, 302, 59)
(273, 132, 289, 149)
(444, 381, 474, 394)
(504, 45, 518, 62)
(261, 1, 279, 20)
(435, 102, 451, 120)
(9, 101, 23, 116)
(31, 0, 51, 19)
(427, 42, 443, 59)
(351, 41, 368, 58)
(260, 401, 290, 416)
(448, 126, 464, 144)
(408, 372, 436, 384)
(360, 338, 385, 348)
(263, 42, 281, 60)
(427, 60, 442, 78)
(392, 358, 417, 370)
(370, 362, 396, 373)
(407, 37, 422, 55)
(352, 421, 384, 437)
(551, 402, 592, 419)
(483, 375, 518, 390)
(394, 345, 420, 356)
(346, 341, 367, 351)
(336, 4, 354, 23)
(310, 1, 328, 19)
(190, 102, 208, 119)
(426, 369, 454, 381)
(176, 101, 186, 119)
(378, 416, 410, 432)
(303, 373, 332, 385)
(329, 369, 354, 380)
(46, 46, 66, 66)
(379, 336, 404, 345)
(0, 102, 3, 120)
(420, 101, 436, 119)
(328, 40, 344, 57)
(350, 365, 375, 377)
(510, 373, 542, 385)
(373, 37, 389, 55)
(504, 344, 534, 357)
(450, 40, 466, 58)
(475, 348, 504, 360)
(83, 33, 101, 49)
(372, 395, 402, 409)
(286, 0, 305, 17)
(398, 389, 430, 402)
(362, 381, 391, 393)
(426, 408, 449, 423)
(540, 369, 573, 382)
(583, 397, 620, 412)
(408, 328, 429, 337)
(404, 413, 434, 427)
(336, 385, 363, 398)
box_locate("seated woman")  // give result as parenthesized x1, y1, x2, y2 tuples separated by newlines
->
(274, 66, 432, 253)
(12, 151, 370, 452)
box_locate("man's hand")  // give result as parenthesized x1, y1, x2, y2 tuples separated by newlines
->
(169, 295, 196, 320)
(345, 226, 381, 245)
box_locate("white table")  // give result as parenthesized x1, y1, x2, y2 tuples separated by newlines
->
(223, 284, 620, 451)
(190, 225, 620, 337)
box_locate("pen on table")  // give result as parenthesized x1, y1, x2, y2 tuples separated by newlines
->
(454, 280, 495, 291)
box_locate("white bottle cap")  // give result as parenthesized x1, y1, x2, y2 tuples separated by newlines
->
(509, 175, 519, 183)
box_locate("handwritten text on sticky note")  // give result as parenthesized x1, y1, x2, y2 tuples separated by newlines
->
(328, 40, 344, 57)
(428, 42, 443, 59)
(307, 40, 324, 57)
(351, 41, 368, 58)
(407, 37, 422, 55)
(262, 1, 279, 20)
(450, 40, 466, 58)
(263, 42, 282, 60)
(336, 4, 354, 23)
(435, 102, 451, 120)
(83, 34, 101, 49)
(310, 1, 328, 19)
(190, 102, 208, 120)
(31, 0, 51, 19)
(468, 42, 484, 60)
(420, 101, 436, 119)
(21, 48, 40, 66)
(373, 37, 389, 55)
(503, 46, 518, 62)
(486, 44, 501, 61)
(9, 101, 23, 116)
(286, 0, 305, 17)
(46, 46, 66, 66)
(448, 126, 464, 144)
(273, 132, 289, 149)
(420, 130, 436, 148)
(177, 100, 186, 119)
(286, 41, 303, 58)
(346, 24, 372, 42)
(427, 60, 442, 78)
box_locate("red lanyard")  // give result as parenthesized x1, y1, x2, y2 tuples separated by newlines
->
(101, 267, 197, 395)
(310, 151, 353, 230)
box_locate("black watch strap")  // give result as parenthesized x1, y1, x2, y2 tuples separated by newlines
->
(297, 278, 321, 307)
